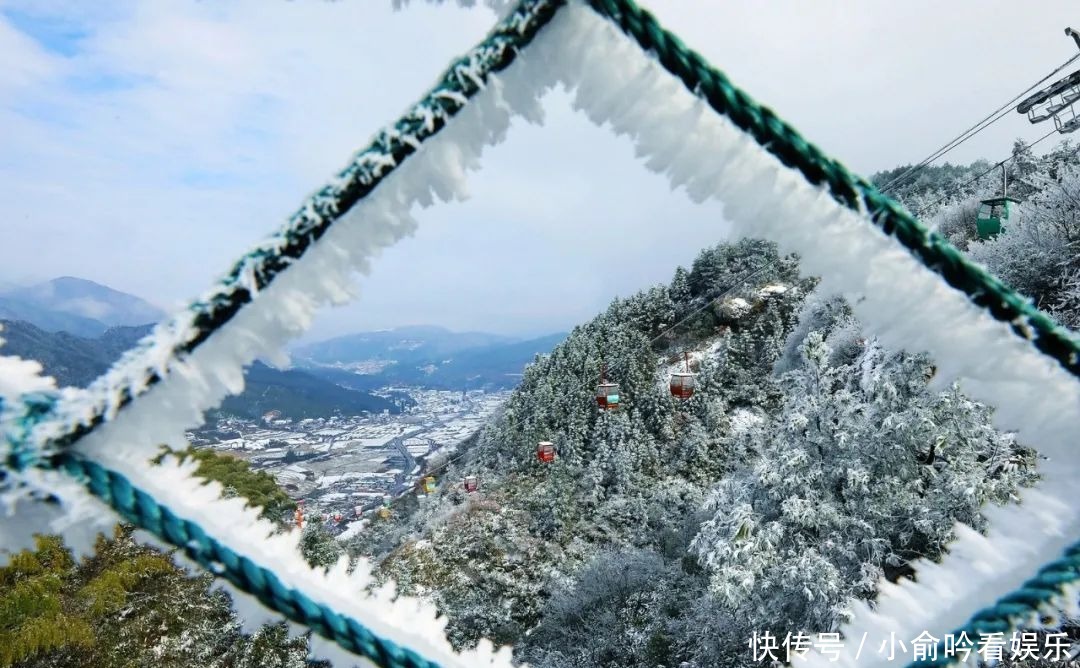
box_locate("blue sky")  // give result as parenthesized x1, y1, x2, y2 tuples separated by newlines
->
(2, 0, 1078, 339)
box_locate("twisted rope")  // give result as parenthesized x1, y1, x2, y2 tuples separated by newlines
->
(583, 0, 1080, 383)
(57, 453, 442, 668)
(36, 0, 566, 456)
(3, 2, 1079, 667)
(2, 3, 566, 666)
(905, 539, 1080, 667)
(580, 1, 1080, 663)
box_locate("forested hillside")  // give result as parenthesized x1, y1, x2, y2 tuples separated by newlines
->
(0, 449, 327, 667)
(0, 321, 405, 419)
(7, 139, 1080, 667)
(349, 140, 1080, 667)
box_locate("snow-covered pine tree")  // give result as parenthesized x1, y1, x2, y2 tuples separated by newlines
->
(690, 300, 1036, 635)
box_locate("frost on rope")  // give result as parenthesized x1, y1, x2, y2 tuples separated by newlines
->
(553, 1, 1080, 664)
(0, 330, 117, 563)
(393, 0, 512, 12)
(40, 10, 567, 667)
(0, 327, 57, 400)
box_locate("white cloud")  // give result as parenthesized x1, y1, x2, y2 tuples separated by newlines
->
(1, 0, 1078, 337)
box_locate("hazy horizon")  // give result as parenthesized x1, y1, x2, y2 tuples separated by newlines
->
(3, 0, 1078, 339)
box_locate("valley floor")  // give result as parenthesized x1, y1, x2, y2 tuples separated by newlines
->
(185, 388, 509, 533)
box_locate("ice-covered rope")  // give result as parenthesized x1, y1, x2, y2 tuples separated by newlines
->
(2, 2, 564, 667)
(63, 453, 441, 668)
(7, 391, 446, 667)
(904, 538, 1080, 667)
(562, 1, 1080, 665)
(16, 0, 563, 464)
(582, 0, 1080, 382)
(3, 0, 1080, 666)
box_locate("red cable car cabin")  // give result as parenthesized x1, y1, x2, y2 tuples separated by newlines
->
(595, 382, 621, 410)
(464, 475, 479, 492)
(669, 351, 696, 399)
(670, 372, 696, 399)
(536, 441, 556, 463)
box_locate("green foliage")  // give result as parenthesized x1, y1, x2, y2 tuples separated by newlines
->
(0, 447, 314, 667)
(77, 553, 176, 618)
(0, 526, 312, 668)
(352, 240, 811, 660)
(0, 536, 93, 667)
(691, 309, 1037, 634)
(158, 446, 297, 523)
(300, 523, 345, 570)
(350, 227, 1056, 668)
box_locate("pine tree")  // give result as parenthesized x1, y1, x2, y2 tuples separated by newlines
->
(0, 526, 312, 668)
(670, 266, 692, 306)
(300, 522, 345, 570)
(691, 326, 1035, 634)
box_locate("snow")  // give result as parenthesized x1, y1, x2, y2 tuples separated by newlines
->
(2, 1, 559, 664)
(0, 357, 57, 401)
(318, 473, 366, 488)
(0, 328, 59, 400)
(720, 297, 751, 319)
(335, 519, 370, 542)
(758, 283, 788, 297)
(541, 3, 1080, 665)
(4, 0, 1076, 663)
(728, 408, 764, 435)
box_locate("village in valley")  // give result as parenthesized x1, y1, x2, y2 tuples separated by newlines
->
(185, 388, 510, 536)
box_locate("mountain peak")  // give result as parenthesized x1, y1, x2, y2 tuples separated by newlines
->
(0, 276, 166, 334)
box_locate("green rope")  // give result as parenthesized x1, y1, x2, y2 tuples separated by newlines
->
(583, 0, 1080, 381)
(905, 538, 1080, 667)
(2, 3, 569, 666)
(3, 3, 1079, 668)
(577, 2, 1080, 663)
(58, 452, 442, 668)
(36, 0, 566, 457)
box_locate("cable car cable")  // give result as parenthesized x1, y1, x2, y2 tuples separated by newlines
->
(879, 51, 1080, 195)
(595, 257, 785, 386)
(913, 127, 1062, 218)
(647, 259, 782, 347)
(375, 261, 782, 504)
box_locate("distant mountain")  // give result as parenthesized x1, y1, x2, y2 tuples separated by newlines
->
(299, 331, 566, 390)
(0, 274, 166, 332)
(0, 319, 403, 419)
(0, 319, 123, 387)
(0, 298, 111, 338)
(294, 325, 515, 367)
(219, 361, 405, 420)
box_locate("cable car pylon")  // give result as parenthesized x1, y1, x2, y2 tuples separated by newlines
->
(1016, 28, 1080, 134)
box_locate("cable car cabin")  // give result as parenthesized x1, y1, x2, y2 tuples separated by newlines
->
(595, 382, 621, 410)
(421, 476, 437, 494)
(464, 475, 479, 493)
(536, 441, 556, 463)
(976, 197, 1019, 240)
(670, 372, 696, 399)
